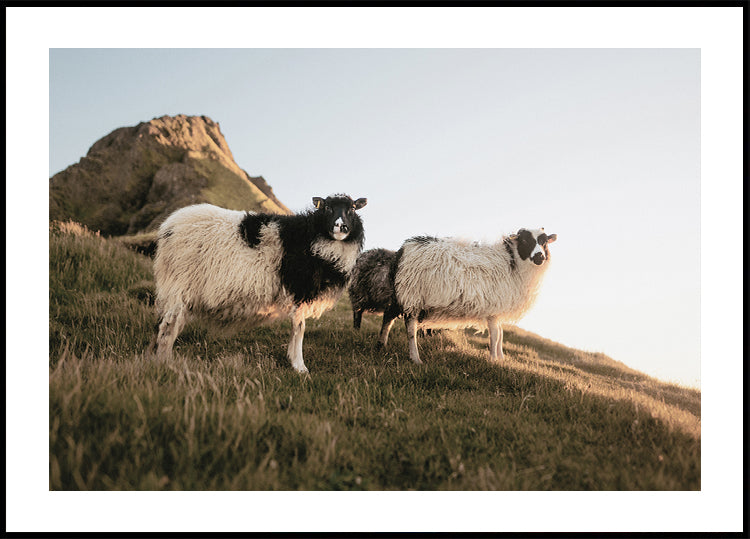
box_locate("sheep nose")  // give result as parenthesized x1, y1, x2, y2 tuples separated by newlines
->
(339, 223, 349, 233)
(532, 252, 545, 265)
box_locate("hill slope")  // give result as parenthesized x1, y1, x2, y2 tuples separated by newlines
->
(49, 223, 700, 490)
(49, 114, 290, 236)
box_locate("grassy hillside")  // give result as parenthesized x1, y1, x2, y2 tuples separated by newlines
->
(49, 223, 700, 490)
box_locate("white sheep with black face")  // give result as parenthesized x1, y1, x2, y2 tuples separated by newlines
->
(385, 228, 557, 364)
(148, 194, 367, 373)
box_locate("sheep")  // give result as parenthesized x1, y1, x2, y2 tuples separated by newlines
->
(383, 228, 557, 364)
(148, 194, 368, 373)
(347, 248, 403, 345)
(348, 247, 439, 346)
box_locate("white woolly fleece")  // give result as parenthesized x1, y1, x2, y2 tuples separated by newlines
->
(153, 204, 292, 325)
(395, 236, 551, 330)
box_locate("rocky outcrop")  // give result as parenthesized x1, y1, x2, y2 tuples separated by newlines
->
(50, 114, 291, 236)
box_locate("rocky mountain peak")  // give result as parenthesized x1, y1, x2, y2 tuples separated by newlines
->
(50, 115, 290, 236)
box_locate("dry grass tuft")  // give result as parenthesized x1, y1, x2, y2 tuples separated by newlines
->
(50, 219, 100, 237)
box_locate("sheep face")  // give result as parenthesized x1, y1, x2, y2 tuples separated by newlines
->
(313, 194, 367, 241)
(515, 228, 558, 266)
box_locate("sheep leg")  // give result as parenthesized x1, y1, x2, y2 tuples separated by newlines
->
(145, 321, 159, 357)
(488, 316, 504, 361)
(497, 324, 504, 360)
(154, 304, 188, 361)
(377, 304, 401, 348)
(287, 308, 309, 373)
(405, 315, 422, 364)
(378, 316, 395, 347)
(353, 308, 363, 330)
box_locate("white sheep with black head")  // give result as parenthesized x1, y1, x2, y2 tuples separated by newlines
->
(148, 194, 367, 373)
(383, 228, 557, 364)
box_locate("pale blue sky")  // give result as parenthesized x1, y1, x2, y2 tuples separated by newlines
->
(50, 47, 701, 387)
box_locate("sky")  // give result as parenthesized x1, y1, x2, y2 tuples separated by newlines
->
(6, 6, 744, 534)
(50, 47, 701, 387)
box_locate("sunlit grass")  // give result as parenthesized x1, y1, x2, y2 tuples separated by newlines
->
(49, 225, 700, 490)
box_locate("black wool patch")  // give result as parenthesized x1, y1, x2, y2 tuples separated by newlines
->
(238, 213, 276, 248)
(277, 210, 364, 305)
(503, 238, 516, 270)
(407, 235, 439, 245)
(282, 252, 347, 304)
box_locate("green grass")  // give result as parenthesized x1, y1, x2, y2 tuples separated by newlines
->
(49, 224, 700, 490)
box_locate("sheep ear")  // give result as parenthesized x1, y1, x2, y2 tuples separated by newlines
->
(353, 198, 368, 210)
(547, 234, 557, 243)
(312, 197, 325, 209)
